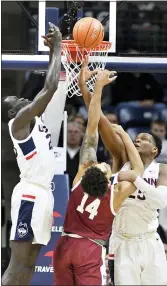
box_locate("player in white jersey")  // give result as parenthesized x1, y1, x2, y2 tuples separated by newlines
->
(79, 56, 167, 285)
(1, 24, 62, 286)
(108, 127, 167, 285)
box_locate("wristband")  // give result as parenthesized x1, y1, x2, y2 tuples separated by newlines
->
(134, 176, 167, 209)
(133, 176, 152, 193)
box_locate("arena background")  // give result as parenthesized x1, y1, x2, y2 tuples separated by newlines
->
(1, 1, 167, 284)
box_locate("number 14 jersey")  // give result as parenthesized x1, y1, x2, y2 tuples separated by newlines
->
(63, 181, 115, 240)
(8, 117, 56, 189)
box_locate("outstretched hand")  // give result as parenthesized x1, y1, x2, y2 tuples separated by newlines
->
(78, 55, 98, 86)
(41, 22, 62, 49)
(96, 70, 117, 87)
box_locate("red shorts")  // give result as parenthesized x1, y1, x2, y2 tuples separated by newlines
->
(53, 236, 106, 285)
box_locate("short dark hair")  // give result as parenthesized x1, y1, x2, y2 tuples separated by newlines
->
(81, 166, 108, 197)
(151, 119, 166, 127)
(149, 132, 162, 158)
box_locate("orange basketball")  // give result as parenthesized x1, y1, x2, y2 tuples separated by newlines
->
(73, 17, 104, 49)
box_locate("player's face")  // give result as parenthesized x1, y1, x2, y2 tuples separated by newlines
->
(12, 97, 30, 111)
(67, 123, 82, 147)
(4, 96, 30, 118)
(134, 133, 157, 157)
(96, 162, 112, 180)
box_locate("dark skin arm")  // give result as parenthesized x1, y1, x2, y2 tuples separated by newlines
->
(78, 56, 128, 173)
(12, 23, 62, 140)
(41, 22, 55, 66)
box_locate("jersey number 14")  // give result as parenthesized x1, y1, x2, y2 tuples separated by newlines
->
(77, 194, 101, 220)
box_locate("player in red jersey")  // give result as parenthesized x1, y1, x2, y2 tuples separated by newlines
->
(53, 68, 144, 285)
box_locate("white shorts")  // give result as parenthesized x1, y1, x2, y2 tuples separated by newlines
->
(10, 180, 54, 246)
(109, 231, 167, 285)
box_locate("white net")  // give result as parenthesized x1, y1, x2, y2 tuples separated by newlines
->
(61, 40, 111, 97)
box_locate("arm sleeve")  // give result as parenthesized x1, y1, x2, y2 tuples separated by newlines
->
(134, 176, 167, 209)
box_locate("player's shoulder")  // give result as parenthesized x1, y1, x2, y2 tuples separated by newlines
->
(147, 159, 160, 173)
(159, 163, 167, 175)
(157, 163, 167, 186)
(71, 179, 82, 192)
(33, 116, 45, 131)
(35, 115, 43, 124)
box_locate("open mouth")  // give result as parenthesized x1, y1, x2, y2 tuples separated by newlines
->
(134, 144, 140, 148)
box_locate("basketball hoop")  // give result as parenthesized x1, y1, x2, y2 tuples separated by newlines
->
(61, 40, 112, 97)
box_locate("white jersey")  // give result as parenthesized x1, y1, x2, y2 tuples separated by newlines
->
(112, 160, 160, 235)
(8, 117, 56, 189)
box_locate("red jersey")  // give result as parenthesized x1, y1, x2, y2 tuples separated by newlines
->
(63, 180, 115, 240)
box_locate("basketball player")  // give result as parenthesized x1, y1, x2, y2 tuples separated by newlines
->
(1, 24, 62, 286)
(109, 129, 167, 285)
(53, 69, 144, 285)
(79, 56, 167, 285)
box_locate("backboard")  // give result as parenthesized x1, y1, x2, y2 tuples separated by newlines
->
(38, 1, 116, 53)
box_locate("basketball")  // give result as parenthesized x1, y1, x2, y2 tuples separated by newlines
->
(73, 17, 104, 49)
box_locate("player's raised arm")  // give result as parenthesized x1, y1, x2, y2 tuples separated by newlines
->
(112, 125, 144, 212)
(41, 23, 55, 66)
(78, 56, 127, 171)
(12, 24, 62, 132)
(73, 70, 117, 187)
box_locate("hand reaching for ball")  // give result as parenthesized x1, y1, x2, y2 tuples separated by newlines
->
(96, 70, 117, 87)
(79, 55, 98, 86)
(79, 55, 117, 88)
(41, 22, 62, 49)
